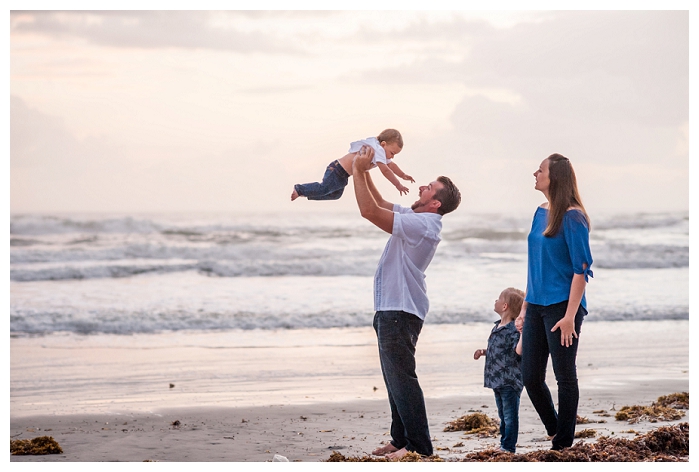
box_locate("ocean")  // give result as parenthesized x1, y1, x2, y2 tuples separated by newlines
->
(9, 210, 689, 337)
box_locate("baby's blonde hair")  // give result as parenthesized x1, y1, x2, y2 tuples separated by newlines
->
(377, 129, 403, 148)
(502, 287, 525, 316)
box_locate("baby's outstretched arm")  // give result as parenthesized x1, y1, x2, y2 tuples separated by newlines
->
(473, 348, 486, 360)
(377, 162, 409, 195)
(387, 161, 415, 183)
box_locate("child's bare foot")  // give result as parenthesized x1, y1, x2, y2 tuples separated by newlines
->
(291, 189, 299, 201)
(386, 447, 410, 460)
(372, 443, 398, 456)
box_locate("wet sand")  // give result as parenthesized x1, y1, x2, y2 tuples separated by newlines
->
(10, 320, 689, 461)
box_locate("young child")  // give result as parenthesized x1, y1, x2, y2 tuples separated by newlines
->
(291, 129, 415, 201)
(473, 287, 525, 453)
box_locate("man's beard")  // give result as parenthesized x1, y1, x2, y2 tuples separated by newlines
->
(411, 200, 425, 211)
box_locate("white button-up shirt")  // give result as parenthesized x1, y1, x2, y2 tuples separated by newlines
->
(348, 137, 389, 167)
(373, 204, 442, 320)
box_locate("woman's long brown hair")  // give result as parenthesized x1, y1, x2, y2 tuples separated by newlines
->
(544, 153, 590, 237)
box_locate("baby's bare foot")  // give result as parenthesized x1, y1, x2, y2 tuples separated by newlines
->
(291, 189, 299, 201)
(371, 443, 398, 456)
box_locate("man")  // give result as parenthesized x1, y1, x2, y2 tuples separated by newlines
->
(352, 145, 461, 459)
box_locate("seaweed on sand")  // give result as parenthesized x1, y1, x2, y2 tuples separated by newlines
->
(615, 405, 684, 423)
(326, 451, 444, 462)
(577, 414, 606, 424)
(457, 423, 688, 462)
(443, 412, 499, 437)
(655, 392, 689, 409)
(574, 429, 597, 438)
(10, 436, 63, 455)
(325, 423, 688, 462)
(615, 392, 689, 423)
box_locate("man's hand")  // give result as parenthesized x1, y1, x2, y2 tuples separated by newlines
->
(353, 145, 394, 234)
(353, 145, 374, 173)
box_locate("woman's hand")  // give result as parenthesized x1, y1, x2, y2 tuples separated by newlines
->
(551, 315, 577, 347)
(554, 272, 586, 347)
(515, 301, 526, 333)
(515, 316, 524, 333)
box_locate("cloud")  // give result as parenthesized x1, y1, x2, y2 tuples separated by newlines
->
(447, 11, 688, 166)
(10, 11, 307, 54)
(346, 11, 688, 163)
(11, 96, 130, 212)
(11, 96, 84, 169)
(10, 95, 281, 213)
(9, 11, 689, 214)
(355, 12, 687, 121)
(462, 11, 688, 126)
(342, 11, 688, 212)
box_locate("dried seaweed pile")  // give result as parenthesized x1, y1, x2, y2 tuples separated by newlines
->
(325, 423, 688, 462)
(574, 429, 597, 439)
(615, 405, 684, 423)
(615, 392, 689, 424)
(458, 422, 688, 462)
(326, 451, 444, 462)
(577, 415, 606, 424)
(10, 436, 63, 455)
(655, 392, 689, 409)
(443, 412, 499, 437)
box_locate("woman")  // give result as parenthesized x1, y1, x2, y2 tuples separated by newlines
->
(516, 153, 593, 450)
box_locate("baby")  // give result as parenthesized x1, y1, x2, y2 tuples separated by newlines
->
(291, 129, 414, 201)
(474, 287, 525, 453)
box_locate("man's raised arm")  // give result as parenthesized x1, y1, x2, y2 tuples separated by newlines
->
(353, 147, 395, 234)
(365, 166, 394, 211)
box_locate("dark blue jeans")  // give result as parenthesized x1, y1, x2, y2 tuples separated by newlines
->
(521, 300, 586, 450)
(373, 311, 433, 456)
(493, 386, 521, 452)
(294, 160, 349, 200)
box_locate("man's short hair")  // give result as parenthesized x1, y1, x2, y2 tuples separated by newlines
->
(434, 176, 461, 215)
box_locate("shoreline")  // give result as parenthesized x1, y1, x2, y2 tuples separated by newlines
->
(10, 379, 689, 462)
(10, 320, 689, 461)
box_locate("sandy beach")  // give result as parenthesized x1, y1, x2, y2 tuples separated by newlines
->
(10, 320, 689, 462)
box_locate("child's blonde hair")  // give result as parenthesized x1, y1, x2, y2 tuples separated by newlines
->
(377, 129, 403, 148)
(502, 287, 525, 316)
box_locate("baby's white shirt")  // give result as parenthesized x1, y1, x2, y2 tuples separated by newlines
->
(348, 137, 390, 168)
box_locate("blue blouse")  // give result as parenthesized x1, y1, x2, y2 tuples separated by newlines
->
(525, 207, 593, 309)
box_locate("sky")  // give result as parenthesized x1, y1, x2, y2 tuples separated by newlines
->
(8, 5, 691, 216)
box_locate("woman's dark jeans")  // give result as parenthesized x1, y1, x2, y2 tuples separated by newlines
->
(373, 310, 433, 456)
(294, 160, 349, 200)
(521, 300, 586, 450)
(493, 386, 521, 452)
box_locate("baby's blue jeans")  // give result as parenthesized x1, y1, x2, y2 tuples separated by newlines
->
(294, 160, 350, 200)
